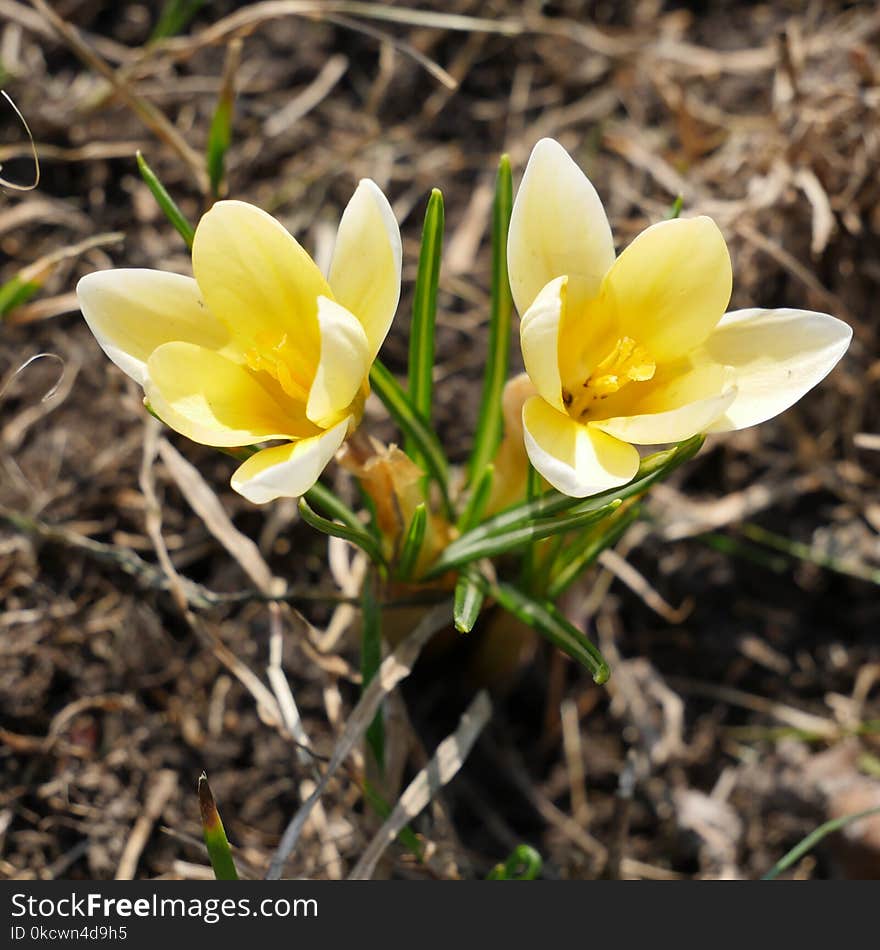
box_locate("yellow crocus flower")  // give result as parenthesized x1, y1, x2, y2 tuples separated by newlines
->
(77, 182, 401, 503)
(507, 138, 852, 497)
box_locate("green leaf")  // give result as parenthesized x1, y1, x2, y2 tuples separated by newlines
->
(761, 805, 880, 880)
(520, 462, 544, 591)
(207, 102, 232, 200)
(453, 566, 484, 633)
(406, 189, 444, 449)
(546, 503, 642, 598)
(206, 38, 241, 200)
(151, 0, 207, 41)
(370, 360, 453, 518)
(666, 194, 684, 219)
(468, 154, 513, 484)
(476, 575, 610, 684)
(397, 502, 427, 581)
(198, 772, 238, 880)
(426, 499, 621, 577)
(456, 463, 493, 534)
(136, 151, 195, 248)
(361, 571, 384, 771)
(0, 275, 40, 318)
(451, 435, 704, 555)
(305, 482, 366, 534)
(487, 844, 543, 881)
(362, 780, 423, 859)
(298, 496, 384, 566)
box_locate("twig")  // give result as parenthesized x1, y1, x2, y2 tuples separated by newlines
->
(115, 770, 178, 880)
(27, 0, 207, 191)
(265, 601, 452, 879)
(348, 690, 492, 880)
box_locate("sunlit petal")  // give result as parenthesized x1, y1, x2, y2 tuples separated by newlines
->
(702, 307, 852, 432)
(192, 200, 331, 375)
(306, 296, 371, 427)
(603, 216, 732, 363)
(327, 179, 402, 361)
(231, 417, 351, 503)
(519, 276, 568, 413)
(76, 269, 228, 386)
(145, 342, 316, 447)
(508, 138, 615, 317)
(522, 396, 639, 498)
(594, 389, 736, 444)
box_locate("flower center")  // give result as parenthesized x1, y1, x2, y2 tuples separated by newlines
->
(563, 336, 655, 421)
(244, 332, 311, 402)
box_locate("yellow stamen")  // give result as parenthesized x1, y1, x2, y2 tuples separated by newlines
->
(244, 332, 311, 402)
(565, 336, 655, 420)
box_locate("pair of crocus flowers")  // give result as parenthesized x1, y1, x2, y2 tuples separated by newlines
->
(78, 138, 851, 504)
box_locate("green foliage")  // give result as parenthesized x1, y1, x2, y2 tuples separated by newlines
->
(473, 573, 610, 683)
(407, 189, 445, 452)
(151, 0, 208, 41)
(467, 155, 514, 484)
(0, 275, 40, 318)
(198, 773, 238, 880)
(298, 494, 384, 567)
(762, 805, 880, 880)
(453, 566, 484, 634)
(370, 360, 452, 518)
(487, 844, 543, 880)
(136, 151, 195, 248)
(397, 503, 427, 581)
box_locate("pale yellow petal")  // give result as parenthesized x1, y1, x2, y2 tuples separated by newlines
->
(231, 417, 351, 503)
(306, 296, 371, 427)
(508, 138, 615, 317)
(522, 396, 639, 498)
(145, 342, 316, 447)
(77, 269, 228, 386)
(192, 200, 331, 377)
(519, 276, 568, 413)
(327, 179, 402, 360)
(701, 307, 852, 432)
(603, 216, 732, 363)
(593, 388, 736, 444)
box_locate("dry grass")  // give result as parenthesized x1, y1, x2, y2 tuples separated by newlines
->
(1, 0, 879, 880)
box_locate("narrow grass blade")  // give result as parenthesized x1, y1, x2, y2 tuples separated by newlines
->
(305, 481, 367, 534)
(454, 435, 705, 552)
(547, 503, 642, 598)
(0, 275, 40, 318)
(468, 154, 513, 484)
(478, 576, 610, 684)
(136, 151, 195, 248)
(406, 189, 444, 442)
(666, 194, 684, 219)
(361, 570, 384, 771)
(370, 360, 452, 518)
(206, 38, 241, 200)
(362, 780, 423, 859)
(298, 497, 385, 566)
(740, 523, 880, 586)
(151, 0, 207, 40)
(453, 566, 484, 633)
(487, 844, 543, 880)
(761, 805, 880, 880)
(520, 462, 543, 590)
(456, 463, 493, 534)
(396, 503, 427, 580)
(197, 772, 238, 880)
(426, 499, 621, 577)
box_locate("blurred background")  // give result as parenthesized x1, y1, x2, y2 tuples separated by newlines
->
(1, 0, 878, 880)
